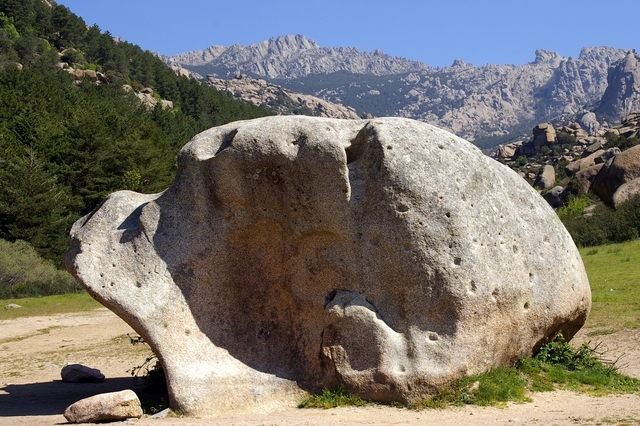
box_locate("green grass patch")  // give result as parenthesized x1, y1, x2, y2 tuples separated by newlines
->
(298, 387, 369, 409)
(0, 292, 101, 320)
(579, 239, 640, 330)
(302, 336, 640, 411)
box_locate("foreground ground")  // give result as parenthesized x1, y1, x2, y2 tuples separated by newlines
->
(1, 308, 639, 425)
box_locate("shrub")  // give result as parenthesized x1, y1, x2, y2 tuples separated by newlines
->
(556, 195, 592, 221)
(562, 195, 640, 247)
(0, 238, 79, 298)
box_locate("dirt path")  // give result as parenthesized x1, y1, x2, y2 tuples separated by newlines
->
(1, 309, 639, 425)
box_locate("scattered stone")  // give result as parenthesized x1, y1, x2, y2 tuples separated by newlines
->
(150, 408, 171, 419)
(542, 186, 565, 208)
(61, 363, 105, 383)
(533, 165, 555, 189)
(64, 389, 142, 423)
(66, 116, 590, 415)
(4, 303, 21, 309)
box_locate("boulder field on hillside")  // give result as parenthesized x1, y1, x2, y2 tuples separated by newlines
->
(65, 116, 591, 417)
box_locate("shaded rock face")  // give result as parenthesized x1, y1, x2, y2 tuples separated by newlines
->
(65, 116, 590, 416)
(593, 144, 640, 207)
(595, 51, 640, 120)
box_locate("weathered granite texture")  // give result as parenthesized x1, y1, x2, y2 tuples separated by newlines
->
(65, 116, 590, 416)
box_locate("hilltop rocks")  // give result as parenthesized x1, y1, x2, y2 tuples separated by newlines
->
(533, 123, 556, 150)
(66, 116, 590, 416)
(206, 74, 360, 119)
(163, 38, 628, 140)
(595, 51, 640, 120)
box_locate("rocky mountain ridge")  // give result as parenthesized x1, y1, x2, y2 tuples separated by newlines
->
(159, 34, 426, 79)
(204, 73, 360, 119)
(162, 36, 635, 145)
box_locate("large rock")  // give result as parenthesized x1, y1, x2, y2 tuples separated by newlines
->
(533, 123, 556, 150)
(593, 144, 640, 206)
(63, 390, 142, 423)
(65, 116, 590, 416)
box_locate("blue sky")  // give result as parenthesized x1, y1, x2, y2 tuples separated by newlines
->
(57, 0, 637, 68)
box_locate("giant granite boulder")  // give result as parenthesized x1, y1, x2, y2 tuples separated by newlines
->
(65, 116, 590, 416)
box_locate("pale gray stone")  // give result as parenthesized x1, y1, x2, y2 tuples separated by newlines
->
(61, 363, 105, 383)
(4, 303, 21, 309)
(65, 116, 590, 416)
(63, 389, 142, 423)
(534, 165, 555, 189)
(613, 178, 640, 207)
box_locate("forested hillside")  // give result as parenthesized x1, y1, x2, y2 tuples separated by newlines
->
(0, 0, 271, 277)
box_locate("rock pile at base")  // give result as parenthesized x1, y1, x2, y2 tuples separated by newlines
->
(65, 116, 590, 416)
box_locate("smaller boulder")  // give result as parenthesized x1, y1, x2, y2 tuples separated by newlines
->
(64, 389, 142, 424)
(595, 147, 621, 165)
(543, 186, 565, 208)
(575, 164, 604, 194)
(61, 363, 105, 383)
(534, 164, 555, 189)
(4, 303, 21, 309)
(613, 178, 640, 208)
(533, 123, 556, 150)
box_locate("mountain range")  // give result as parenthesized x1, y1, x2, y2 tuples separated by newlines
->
(161, 35, 640, 147)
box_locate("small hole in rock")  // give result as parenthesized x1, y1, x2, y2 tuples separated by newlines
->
(454, 257, 462, 266)
(524, 302, 530, 310)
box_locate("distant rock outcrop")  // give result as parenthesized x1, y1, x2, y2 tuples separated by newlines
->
(162, 37, 628, 141)
(595, 51, 640, 120)
(206, 74, 360, 119)
(66, 116, 590, 416)
(159, 35, 426, 79)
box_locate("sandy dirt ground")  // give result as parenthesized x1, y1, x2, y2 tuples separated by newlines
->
(1, 308, 639, 426)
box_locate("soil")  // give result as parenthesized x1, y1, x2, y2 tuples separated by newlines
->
(1, 308, 639, 426)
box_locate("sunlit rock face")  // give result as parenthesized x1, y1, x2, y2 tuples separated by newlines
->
(65, 116, 590, 416)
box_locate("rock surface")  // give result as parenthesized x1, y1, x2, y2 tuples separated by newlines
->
(63, 389, 142, 423)
(61, 363, 105, 383)
(593, 144, 640, 206)
(206, 74, 360, 119)
(161, 37, 627, 140)
(595, 51, 640, 120)
(65, 116, 590, 416)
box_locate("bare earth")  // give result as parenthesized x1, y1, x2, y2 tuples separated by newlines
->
(1, 308, 639, 425)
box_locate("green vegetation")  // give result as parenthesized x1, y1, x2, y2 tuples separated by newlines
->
(0, 238, 79, 298)
(300, 335, 639, 410)
(0, 0, 271, 273)
(562, 196, 640, 247)
(298, 387, 369, 409)
(0, 291, 99, 320)
(557, 195, 593, 221)
(579, 239, 640, 330)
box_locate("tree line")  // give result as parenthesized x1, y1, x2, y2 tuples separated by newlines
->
(0, 0, 271, 296)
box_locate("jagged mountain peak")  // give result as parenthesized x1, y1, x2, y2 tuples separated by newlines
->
(162, 34, 428, 79)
